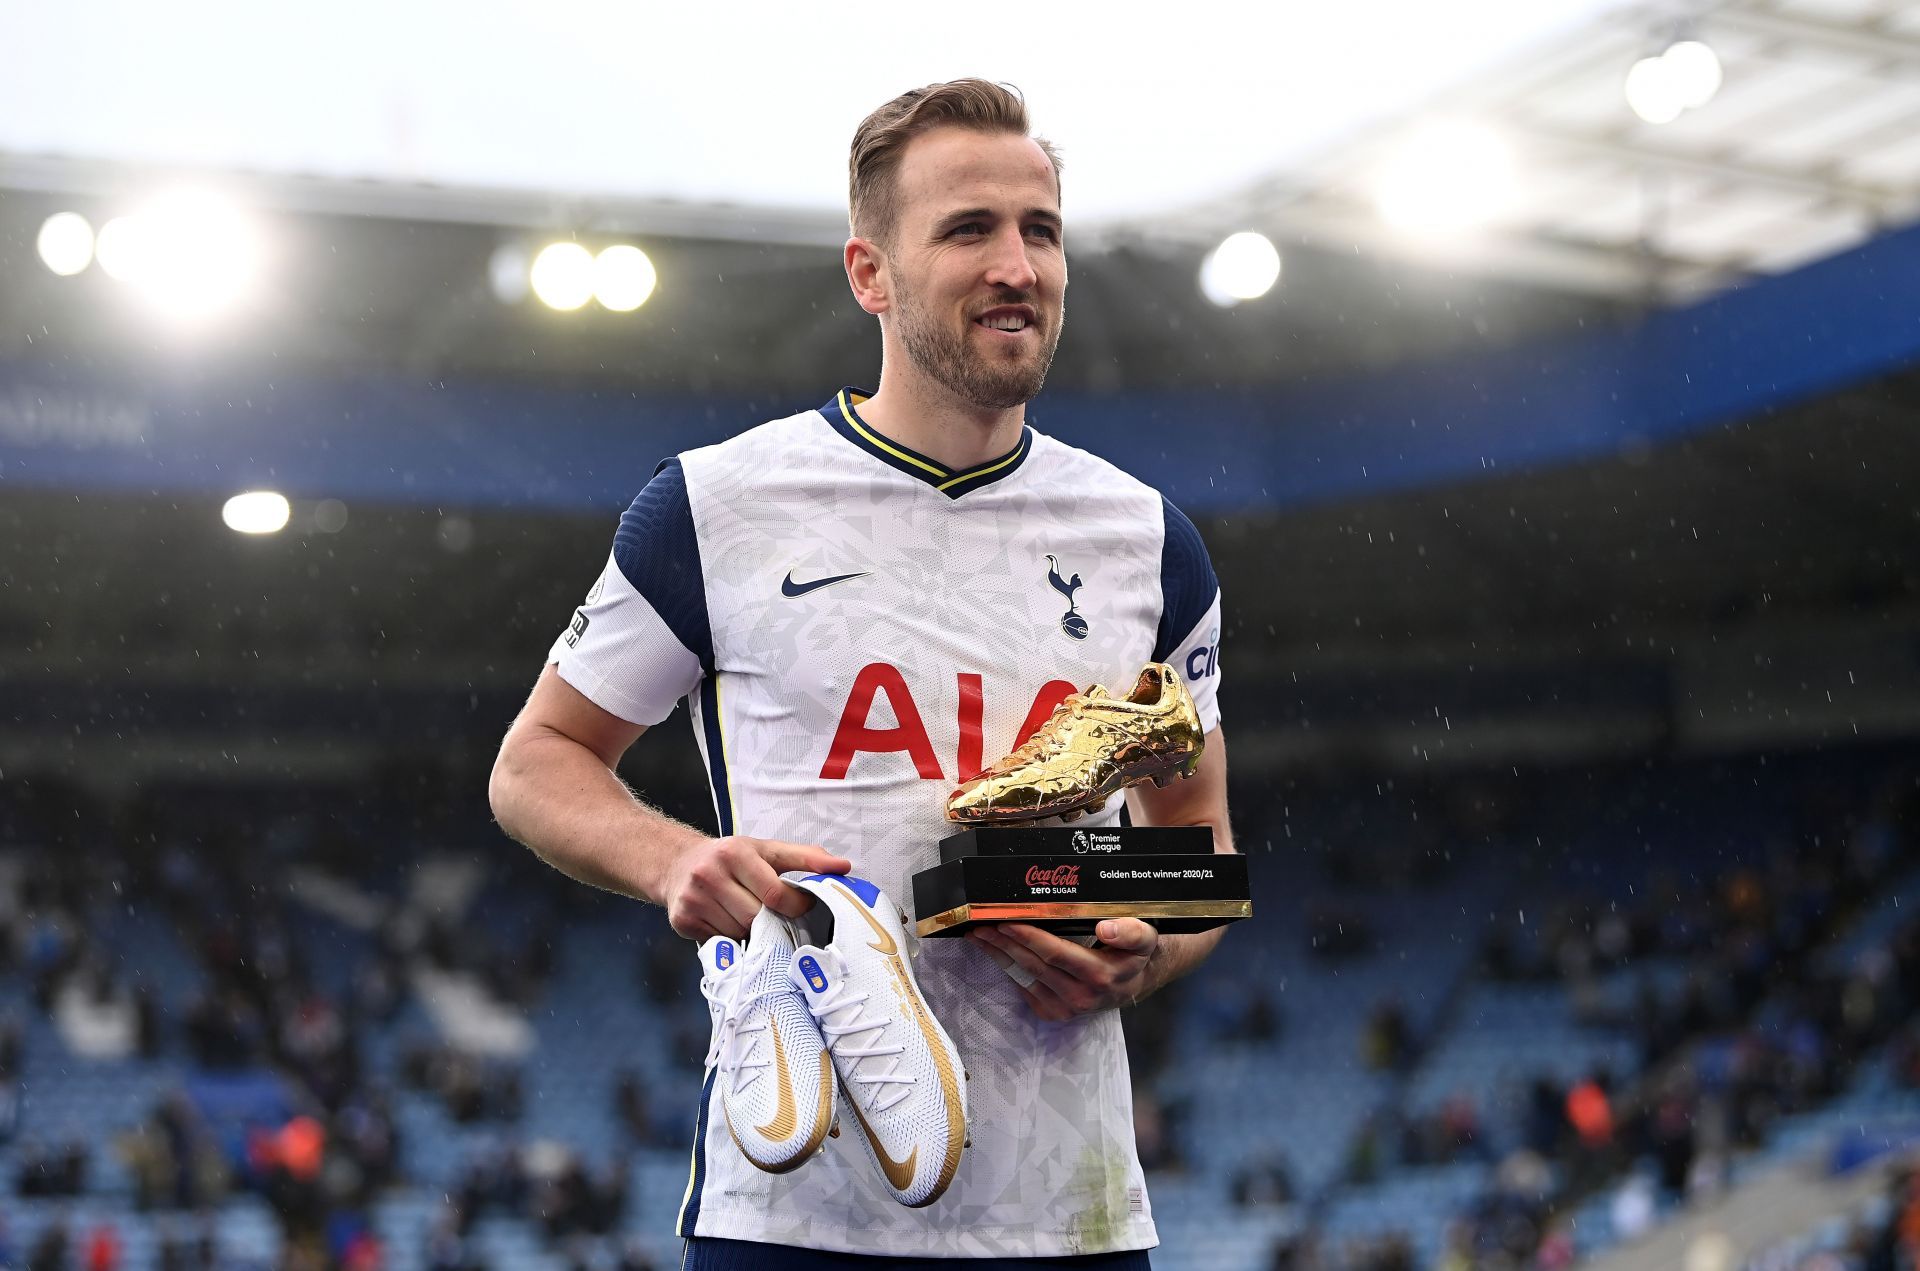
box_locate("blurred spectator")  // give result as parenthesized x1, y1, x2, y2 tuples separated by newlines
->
(642, 936, 682, 1005)
(616, 1239, 657, 1271)
(401, 1041, 524, 1123)
(26, 1218, 68, 1271)
(1345, 1110, 1387, 1185)
(1565, 1072, 1613, 1150)
(1232, 988, 1282, 1045)
(614, 1069, 659, 1146)
(83, 1222, 121, 1271)
(1534, 1222, 1575, 1269)
(1438, 1092, 1488, 1162)
(1522, 1077, 1563, 1157)
(1133, 1092, 1181, 1174)
(1434, 1221, 1473, 1271)
(424, 1207, 477, 1271)
(1268, 1232, 1320, 1271)
(0, 1068, 19, 1142)
(1609, 1169, 1656, 1243)
(1362, 999, 1413, 1072)
(17, 1138, 89, 1196)
(1231, 1154, 1295, 1209)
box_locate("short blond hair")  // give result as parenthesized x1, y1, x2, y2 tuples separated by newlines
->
(848, 79, 1062, 245)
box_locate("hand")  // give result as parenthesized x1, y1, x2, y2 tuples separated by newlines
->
(967, 919, 1159, 1021)
(661, 836, 851, 942)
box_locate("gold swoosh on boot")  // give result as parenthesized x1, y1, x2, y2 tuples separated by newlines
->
(831, 878, 897, 956)
(845, 1088, 920, 1192)
(723, 1018, 834, 1172)
(755, 1018, 798, 1141)
(823, 877, 965, 1203)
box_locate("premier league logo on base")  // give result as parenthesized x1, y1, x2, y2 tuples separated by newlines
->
(910, 663, 1253, 939)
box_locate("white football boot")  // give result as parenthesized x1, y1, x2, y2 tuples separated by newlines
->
(695, 905, 836, 1173)
(785, 872, 968, 1208)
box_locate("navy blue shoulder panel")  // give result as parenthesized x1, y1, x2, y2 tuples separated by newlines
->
(612, 457, 715, 673)
(1153, 496, 1219, 664)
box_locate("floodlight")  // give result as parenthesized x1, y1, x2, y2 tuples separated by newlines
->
(1662, 40, 1722, 109)
(1624, 54, 1685, 124)
(223, 491, 291, 534)
(1199, 232, 1282, 307)
(593, 245, 657, 312)
(95, 216, 141, 281)
(94, 190, 263, 326)
(1374, 123, 1517, 236)
(37, 213, 95, 276)
(530, 242, 595, 311)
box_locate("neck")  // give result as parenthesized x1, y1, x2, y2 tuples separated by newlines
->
(854, 357, 1026, 473)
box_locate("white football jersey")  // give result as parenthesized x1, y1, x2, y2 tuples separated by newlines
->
(548, 389, 1223, 1258)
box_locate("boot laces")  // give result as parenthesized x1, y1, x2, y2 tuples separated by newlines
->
(792, 949, 914, 1112)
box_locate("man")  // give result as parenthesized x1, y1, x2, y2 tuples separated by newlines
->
(490, 79, 1233, 1268)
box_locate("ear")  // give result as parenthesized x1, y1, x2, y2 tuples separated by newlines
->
(845, 236, 890, 317)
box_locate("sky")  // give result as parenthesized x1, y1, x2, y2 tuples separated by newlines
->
(0, 0, 1628, 223)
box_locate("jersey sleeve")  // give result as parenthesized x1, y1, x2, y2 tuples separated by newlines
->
(547, 457, 713, 726)
(1150, 496, 1223, 731)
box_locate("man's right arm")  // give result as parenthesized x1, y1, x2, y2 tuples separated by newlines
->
(489, 664, 849, 942)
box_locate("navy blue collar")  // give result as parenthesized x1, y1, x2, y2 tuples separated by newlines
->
(820, 388, 1032, 499)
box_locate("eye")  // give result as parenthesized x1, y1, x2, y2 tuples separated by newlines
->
(950, 222, 986, 237)
(1026, 224, 1060, 242)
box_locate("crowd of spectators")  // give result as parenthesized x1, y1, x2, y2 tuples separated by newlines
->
(398, 1042, 524, 1124)
(1313, 776, 1920, 1270)
(427, 1138, 640, 1269)
(5, 762, 1918, 1270)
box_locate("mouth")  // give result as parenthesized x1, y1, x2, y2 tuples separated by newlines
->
(972, 305, 1038, 338)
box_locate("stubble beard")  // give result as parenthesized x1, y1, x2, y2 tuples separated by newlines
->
(893, 282, 1062, 412)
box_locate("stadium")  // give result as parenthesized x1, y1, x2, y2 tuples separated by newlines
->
(3, 2, 1919, 1269)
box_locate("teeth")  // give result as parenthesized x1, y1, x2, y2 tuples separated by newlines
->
(979, 315, 1027, 331)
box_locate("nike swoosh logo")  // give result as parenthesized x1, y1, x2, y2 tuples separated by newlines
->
(846, 1088, 920, 1192)
(755, 1018, 799, 1141)
(725, 1018, 834, 1172)
(831, 878, 897, 956)
(782, 570, 868, 598)
(826, 877, 967, 1206)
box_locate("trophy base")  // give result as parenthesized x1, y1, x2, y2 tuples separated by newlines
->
(910, 851, 1251, 939)
(916, 899, 1252, 939)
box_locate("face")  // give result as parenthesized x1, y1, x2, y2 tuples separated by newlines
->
(878, 127, 1066, 412)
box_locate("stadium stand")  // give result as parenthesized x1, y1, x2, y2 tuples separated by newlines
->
(0, 747, 1913, 1270)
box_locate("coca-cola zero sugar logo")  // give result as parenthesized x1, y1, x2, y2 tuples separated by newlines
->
(1025, 864, 1081, 889)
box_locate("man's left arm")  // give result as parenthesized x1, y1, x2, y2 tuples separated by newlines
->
(966, 726, 1234, 1021)
(1126, 723, 1235, 996)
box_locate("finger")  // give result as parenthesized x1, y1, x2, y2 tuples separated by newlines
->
(737, 853, 812, 920)
(992, 923, 1112, 978)
(969, 933, 1037, 988)
(760, 840, 853, 878)
(975, 927, 1085, 1001)
(1018, 979, 1074, 1023)
(680, 898, 742, 943)
(712, 878, 763, 936)
(1093, 918, 1159, 956)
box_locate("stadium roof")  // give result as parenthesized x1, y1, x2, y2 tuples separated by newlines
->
(0, 0, 1621, 223)
(8, 0, 1919, 305)
(1216, 0, 1920, 299)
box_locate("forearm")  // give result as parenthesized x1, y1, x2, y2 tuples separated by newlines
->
(1136, 803, 1236, 1000)
(489, 729, 702, 905)
(1141, 926, 1226, 999)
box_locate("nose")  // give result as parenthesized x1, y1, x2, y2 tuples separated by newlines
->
(982, 224, 1039, 294)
